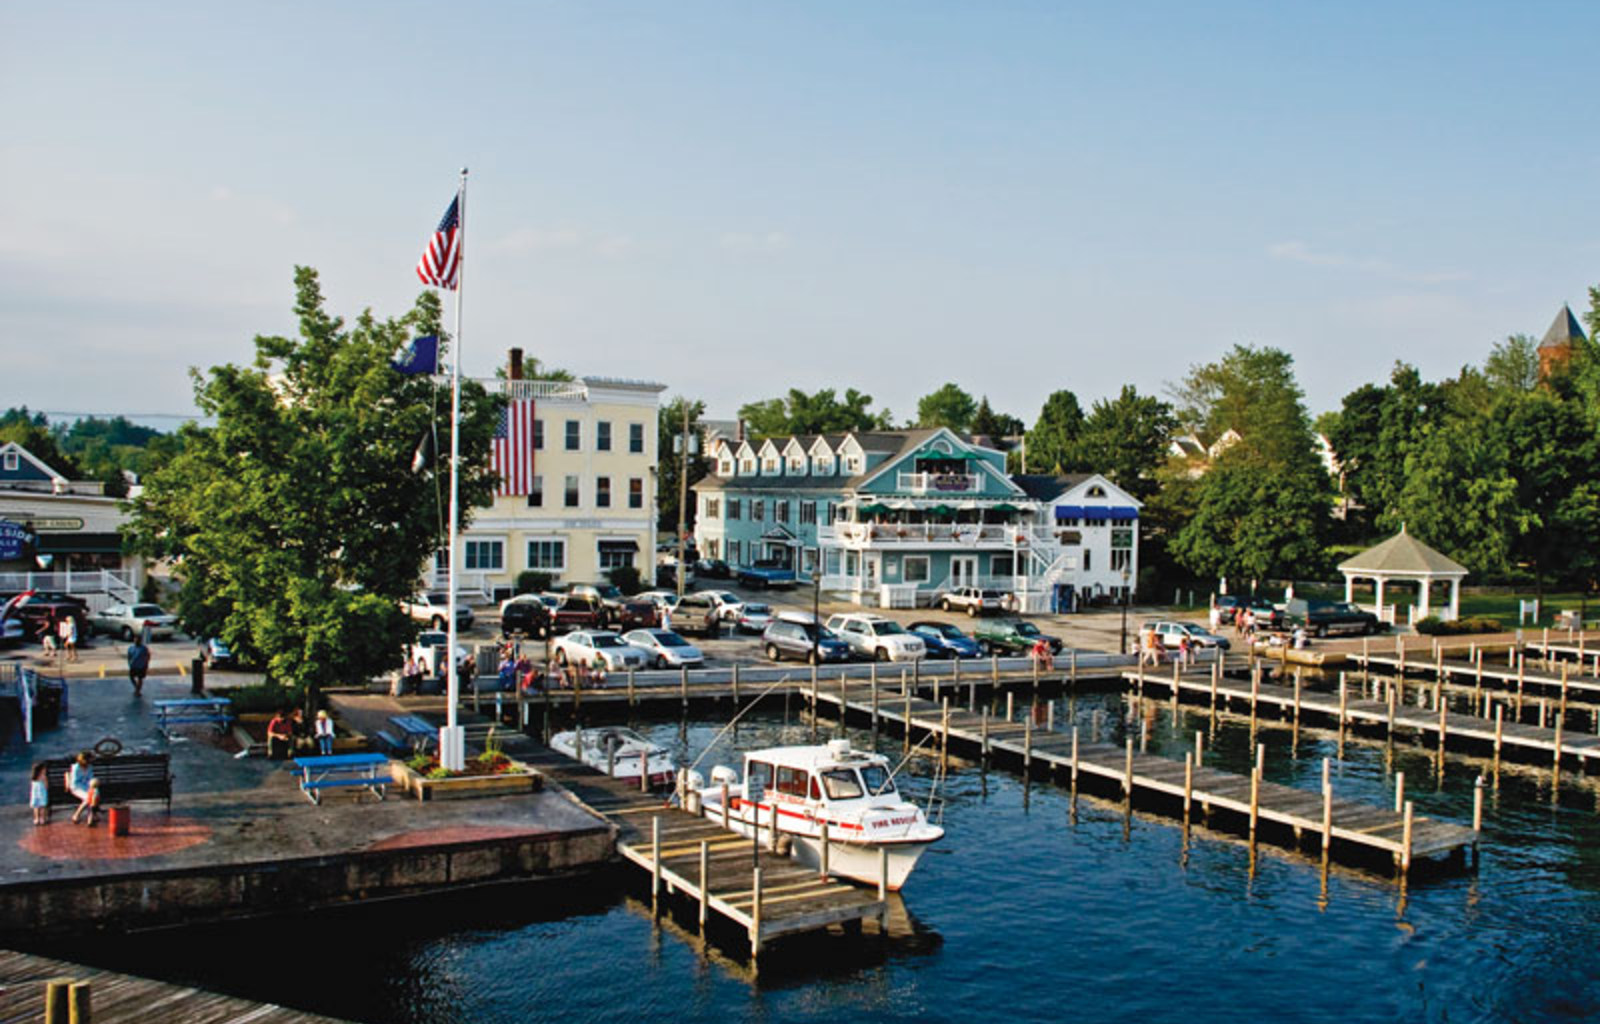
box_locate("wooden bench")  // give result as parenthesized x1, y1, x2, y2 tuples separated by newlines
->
(153, 697, 234, 737)
(290, 753, 390, 805)
(388, 714, 436, 754)
(44, 752, 173, 812)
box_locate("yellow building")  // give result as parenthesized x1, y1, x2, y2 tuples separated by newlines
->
(443, 369, 666, 599)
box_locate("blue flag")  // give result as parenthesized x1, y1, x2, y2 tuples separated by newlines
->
(391, 335, 440, 375)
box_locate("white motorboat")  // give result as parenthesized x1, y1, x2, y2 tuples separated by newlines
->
(692, 738, 943, 891)
(551, 726, 677, 788)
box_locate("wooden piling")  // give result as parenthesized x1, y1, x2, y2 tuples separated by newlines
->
(1024, 711, 1033, 774)
(1401, 801, 1414, 873)
(1210, 659, 1219, 711)
(721, 782, 730, 831)
(1047, 700, 1055, 732)
(878, 846, 889, 901)
(732, 662, 740, 704)
(1249, 743, 1263, 840)
(871, 680, 880, 733)
(1006, 690, 1015, 722)
(750, 866, 763, 957)
(941, 698, 951, 772)
(991, 653, 999, 684)
(680, 665, 689, 709)
(1394, 770, 1405, 813)
(1554, 665, 1569, 782)
(1195, 729, 1204, 765)
(1516, 655, 1526, 718)
(1070, 648, 1078, 685)
(627, 668, 635, 706)
(651, 816, 662, 912)
(1292, 670, 1302, 739)
(1321, 759, 1333, 865)
(1182, 751, 1194, 821)
(820, 820, 830, 878)
(699, 839, 710, 931)
(980, 706, 990, 758)
(904, 688, 911, 753)
(1070, 726, 1080, 788)
(1493, 704, 1504, 774)
(44, 978, 72, 1024)
(1473, 776, 1485, 833)
(1123, 738, 1134, 798)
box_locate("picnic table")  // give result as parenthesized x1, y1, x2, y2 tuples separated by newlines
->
(387, 714, 437, 754)
(152, 697, 233, 737)
(291, 753, 391, 804)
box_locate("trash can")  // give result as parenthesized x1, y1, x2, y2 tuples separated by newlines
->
(190, 657, 205, 695)
(108, 806, 130, 837)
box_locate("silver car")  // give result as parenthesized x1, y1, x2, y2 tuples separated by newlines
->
(91, 603, 179, 640)
(622, 628, 705, 669)
(553, 630, 649, 671)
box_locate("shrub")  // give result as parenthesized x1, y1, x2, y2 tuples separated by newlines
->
(225, 680, 306, 715)
(1414, 616, 1504, 636)
(605, 565, 643, 595)
(515, 570, 553, 595)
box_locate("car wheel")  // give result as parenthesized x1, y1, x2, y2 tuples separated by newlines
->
(121, 626, 133, 641)
(431, 616, 445, 630)
(940, 599, 952, 612)
(875, 647, 890, 662)
(766, 644, 782, 662)
(967, 605, 977, 617)
(656, 655, 669, 670)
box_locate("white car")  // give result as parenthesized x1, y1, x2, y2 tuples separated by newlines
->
(636, 590, 682, 611)
(404, 592, 475, 631)
(409, 630, 467, 677)
(622, 628, 705, 669)
(734, 603, 774, 634)
(705, 591, 745, 622)
(553, 630, 649, 672)
(0, 617, 23, 647)
(824, 614, 926, 662)
(90, 603, 179, 641)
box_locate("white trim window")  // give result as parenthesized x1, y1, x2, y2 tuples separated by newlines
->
(752, 500, 765, 522)
(464, 539, 504, 571)
(718, 455, 735, 476)
(564, 475, 580, 508)
(596, 421, 612, 452)
(527, 539, 566, 571)
(904, 556, 930, 583)
(799, 501, 817, 525)
(704, 497, 721, 519)
(2, 452, 16, 472)
(629, 477, 644, 509)
(774, 500, 789, 523)
(629, 422, 645, 454)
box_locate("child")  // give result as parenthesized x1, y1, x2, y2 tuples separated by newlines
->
(29, 762, 49, 826)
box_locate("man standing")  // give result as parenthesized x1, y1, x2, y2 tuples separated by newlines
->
(127, 637, 151, 697)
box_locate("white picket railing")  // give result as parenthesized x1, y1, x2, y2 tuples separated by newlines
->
(0, 570, 138, 604)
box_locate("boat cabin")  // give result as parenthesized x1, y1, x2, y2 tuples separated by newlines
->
(738, 740, 898, 807)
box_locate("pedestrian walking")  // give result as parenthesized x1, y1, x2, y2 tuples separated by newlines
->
(58, 615, 78, 663)
(127, 637, 151, 697)
(39, 615, 58, 657)
(314, 710, 335, 756)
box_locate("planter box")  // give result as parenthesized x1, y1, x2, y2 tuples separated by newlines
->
(390, 760, 543, 802)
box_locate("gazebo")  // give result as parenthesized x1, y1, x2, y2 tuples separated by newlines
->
(1338, 526, 1468, 622)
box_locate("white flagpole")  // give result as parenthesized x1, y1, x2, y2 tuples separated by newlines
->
(443, 167, 468, 771)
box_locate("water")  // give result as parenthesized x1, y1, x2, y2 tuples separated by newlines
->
(39, 691, 1600, 1023)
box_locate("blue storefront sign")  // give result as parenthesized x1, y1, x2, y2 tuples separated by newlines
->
(0, 521, 29, 560)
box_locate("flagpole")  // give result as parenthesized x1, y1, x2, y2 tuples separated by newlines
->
(443, 167, 468, 771)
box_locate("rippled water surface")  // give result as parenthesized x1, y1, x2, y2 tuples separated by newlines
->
(55, 690, 1600, 1023)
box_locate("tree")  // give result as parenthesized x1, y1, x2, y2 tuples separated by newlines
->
(738, 387, 892, 438)
(1172, 344, 1319, 468)
(915, 383, 977, 431)
(126, 267, 501, 709)
(1072, 386, 1176, 500)
(970, 397, 1023, 441)
(1484, 335, 1541, 393)
(658, 395, 709, 536)
(0, 407, 78, 477)
(1024, 390, 1084, 473)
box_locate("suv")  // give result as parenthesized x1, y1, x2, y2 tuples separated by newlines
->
(501, 600, 551, 638)
(763, 616, 852, 664)
(1284, 598, 1381, 637)
(824, 614, 926, 662)
(568, 583, 626, 620)
(973, 619, 1063, 656)
(939, 587, 1006, 617)
(405, 593, 475, 631)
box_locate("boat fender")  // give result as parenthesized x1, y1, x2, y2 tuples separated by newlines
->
(777, 835, 794, 856)
(710, 765, 739, 787)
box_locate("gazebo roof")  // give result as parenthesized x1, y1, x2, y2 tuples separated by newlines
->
(1338, 527, 1467, 577)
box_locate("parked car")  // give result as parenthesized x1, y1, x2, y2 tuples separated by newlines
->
(568, 583, 627, 620)
(501, 599, 552, 638)
(615, 599, 661, 631)
(14, 601, 92, 644)
(1143, 621, 1231, 650)
(908, 621, 983, 659)
(734, 602, 774, 634)
(671, 593, 724, 638)
(499, 592, 559, 615)
(705, 591, 745, 622)
(938, 587, 1007, 617)
(549, 596, 607, 634)
(736, 560, 798, 589)
(695, 558, 733, 580)
(762, 615, 853, 664)
(1284, 598, 1382, 637)
(202, 637, 237, 667)
(622, 628, 705, 669)
(409, 630, 467, 677)
(404, 592, 474, 631)
(637, 590, 682, 611)
(89, 603, 178, 641)
(973, 620, 1063, 656)
(824, 614, 926, 662)
(0, 617, 24, 648)
(1213, 596, 1281, 629)
(552, 630, 649, 671)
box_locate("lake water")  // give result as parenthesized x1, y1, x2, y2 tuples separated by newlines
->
(42, 689, 1600, 1023)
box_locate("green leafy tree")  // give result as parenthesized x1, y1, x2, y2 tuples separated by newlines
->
(126, 267, 500, 709)
(738, 387, 892, 438)
(1024, 390, 1085, 473)
(970, 397, 1023, 441)
(1072, 386, 1176, 500)
(1483, 334, 1541, 393)
(658, 395, 709, 537)
(915, 383, 977, 431)
(0, 408, 78, 477)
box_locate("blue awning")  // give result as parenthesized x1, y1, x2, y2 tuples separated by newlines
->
(1055, 505, 1138, 521)
(1055, 505, 1085, 520)
(1107, 507, 1138, 521)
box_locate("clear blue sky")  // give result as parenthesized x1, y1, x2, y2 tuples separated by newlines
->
(4, 1, 1597, 427)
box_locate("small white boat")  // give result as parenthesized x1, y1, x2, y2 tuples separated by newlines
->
(692, 738, 944, 891)
(551, 727, 677, 788)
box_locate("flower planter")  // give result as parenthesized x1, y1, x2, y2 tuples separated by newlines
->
(389, 759, 543, 801)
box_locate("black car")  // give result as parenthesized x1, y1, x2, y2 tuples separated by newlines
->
(695, 558, 732, 580)
(501, 600, 550, 638)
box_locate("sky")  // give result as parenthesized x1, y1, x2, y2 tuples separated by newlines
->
(4, 1, 1598, 429)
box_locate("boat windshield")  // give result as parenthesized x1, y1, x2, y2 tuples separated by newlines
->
(859, 763, 893, 796)
(820, 768, 864, 800)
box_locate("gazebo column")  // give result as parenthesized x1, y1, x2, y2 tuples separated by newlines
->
(1374, 577, 1386, 619)
(1449, 578, 1461, 621)
(1344, 575, 1354, 604)
(1417, 577, 1432, 620)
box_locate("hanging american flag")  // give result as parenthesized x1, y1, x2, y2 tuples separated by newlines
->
(416, 195, 462, 289)
(491, 397, 537, 495)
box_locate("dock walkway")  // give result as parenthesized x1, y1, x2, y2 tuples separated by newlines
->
(806, 678, 1475, 871)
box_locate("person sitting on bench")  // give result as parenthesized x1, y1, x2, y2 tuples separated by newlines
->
(68, 752, 100, 826)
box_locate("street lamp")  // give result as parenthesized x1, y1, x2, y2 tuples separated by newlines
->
(1119, 566, 1132, 655)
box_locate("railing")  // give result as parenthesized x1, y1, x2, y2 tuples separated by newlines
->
(427, 570, 494, 603)
(895, 471, 980, 494)
(0, 480, 107, 496)
(500, 379, 588, 402)
(823, 524, 1059, 547)
(0, 570, 137, 603)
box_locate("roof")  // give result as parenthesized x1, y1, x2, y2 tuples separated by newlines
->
(1011, 473, 1094, 502)
(1539, 305, 1587, 351)
(1337, 527, 1468, 577)
(692, 474, 854, 493)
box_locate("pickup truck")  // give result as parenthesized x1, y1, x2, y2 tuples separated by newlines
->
(736, 560, 797, 589)
(404, 593, 475, 631)
(973, 619, 1063, 656)
(549, 596, 607, 634)
(1284, 599, 1382, 637)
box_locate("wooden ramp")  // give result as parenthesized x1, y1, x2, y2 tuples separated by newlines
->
(520, 746, 887, 957)
(0, 949, 350, 1023)
(808, 679, 1476, 872)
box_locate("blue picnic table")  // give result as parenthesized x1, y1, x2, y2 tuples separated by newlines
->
(152, 697, 233, 736)
(291, 752, 391, 804)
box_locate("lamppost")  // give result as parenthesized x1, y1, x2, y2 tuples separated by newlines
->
(1119, 566, 1132, 655)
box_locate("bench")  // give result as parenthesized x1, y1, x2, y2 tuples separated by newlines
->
(388, 714, 436, 754)
(153, 697, 234, 737)
(44, 752, 173, 812)
(290, 753, 390, 805)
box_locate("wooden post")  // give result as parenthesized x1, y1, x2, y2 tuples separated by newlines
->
(951, 656, 959, 689)
(870, 659, 878, 693)
(44, 978, 72, 1024)
(1182, 751, 1194, 821)
(1474, 649, 1484, 703)
(840, 671, 848, 737)
(1473, 775, 1485, 833)
(820, 819, 830, 878)
(1070, 726, 1080, 788)
(1338, 674, 1349, 746)
(991, 653, 999, 685)
(878, 845, 889, 900)
(904, 687, 912, 753)
(1516, 655, 1526, 718)
(770, 799, 781, 852)
(981, 705, 990, 758)
(721, 781, 730, 831)
(1394, 770, 1405, 813)
(626, 667, 635, 706)
(1321, 758, 1334, 866)
(1292, 670, 1302, 740)
(651, 816, 662, 913)
(1210, 660, 1218, 712)
(1249, 662, 1260, 728)
(680, 664, 689, 709)
(1124, 737, 1134, 797)
(1070, 648, 1078, 685)
(699, 839, 710, 931)
(871, 679, 880, 733)
(1006, 690, 1015, 722)
(1195, 729, 1204, 765)
(641, 747, 650, 794)
(751, 866, 763, 957)
(941, 697, 951, 772)
(1386, 676, 1397, 737)
(1047, 700, 1055, 732)
(1438, 690, 1448, 755)
(68, 982, 90, 1024)
(732, 662, 740, 704)
(1024, 710, 1033, 774)
(1249, 743, 1263, 840)
(1554, 665, 1569, 783)
(1493, 704, 1504, 775)
(1401, 800, 1414, 874)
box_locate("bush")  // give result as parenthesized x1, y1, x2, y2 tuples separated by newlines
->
(224, 680, 306, 715)
(1414, 615, 1503, 636)
(605, 565, 643, 595)
(515, 570, 553, 595)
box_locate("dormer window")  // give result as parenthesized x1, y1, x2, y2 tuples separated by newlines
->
(762, 455, 779, 474)
(813, 456, 833, 475)
(844, 456, 862, 474)
(789, 456, 806, 474)
(718, 456, 735, 476)
(739, 456, 756, 475)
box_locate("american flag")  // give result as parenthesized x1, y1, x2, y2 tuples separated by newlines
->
(416, 195, 461, 289)
(491, 398, 537, 495)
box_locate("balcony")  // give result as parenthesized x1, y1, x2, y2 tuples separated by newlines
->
(821, 524, 1061, 548)
(895, 471, 979, 494)
(500, 379, 589, 402)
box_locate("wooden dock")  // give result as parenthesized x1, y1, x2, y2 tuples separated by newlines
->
(0, 949, 350, 1023)
(805, 678, 1476, 872)
(519, 745, 888, 958)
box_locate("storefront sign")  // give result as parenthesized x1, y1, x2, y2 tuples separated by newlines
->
(29, 517, 84, 532)
(0, 521, 30, 560)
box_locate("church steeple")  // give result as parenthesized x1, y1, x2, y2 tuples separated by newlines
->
(1538, 304, 1586, 380)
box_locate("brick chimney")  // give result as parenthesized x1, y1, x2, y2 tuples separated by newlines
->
(508, 348, 524, 380)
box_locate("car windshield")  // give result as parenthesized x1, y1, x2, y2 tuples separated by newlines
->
(654, 632, 688, 647)
(928, 623, 963, 638)
(743, 604, 771, 615)
(131, 605, 165, 617)
(1015, 622, 1040, 637)
(820, 768, 864, 800)
(859, 764, 893, 796)
(870, 621, 907, 636)
(1334, 603, 1360, 613)
(596, 585, 622, 599)
(592, 635, 628, 649)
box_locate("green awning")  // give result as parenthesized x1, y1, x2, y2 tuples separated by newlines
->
(991, 503, 1019, 514)
(927, 505, 955, 517)
(919, 450, 980, 461)
(858, 503, 890, 516)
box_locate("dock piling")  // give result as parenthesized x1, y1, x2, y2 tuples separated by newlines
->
(699, 840, 710, 931)
(820, 820, 830, 878)
(1401, 801, 1415, 874)
(651, 816, 662, 914)
(1394, 770, 1405, 813)
(750, 866, 763, 957)
(1182, 751, 1194, 822)
(1473, 775, 1485, 833)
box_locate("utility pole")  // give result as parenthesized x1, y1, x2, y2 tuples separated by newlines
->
(676, 400, 691, 600)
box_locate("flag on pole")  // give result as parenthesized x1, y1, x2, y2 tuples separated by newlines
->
(391, 335, 440, 375)
(416, 196, 461, 289)
(491, 397, 537, 495)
